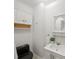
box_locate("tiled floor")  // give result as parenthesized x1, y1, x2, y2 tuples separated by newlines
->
(33, 53, 43, 59)
(33, 54, 47, 59)
(32, 52, 50, 59)
(33, 53, 39, 59)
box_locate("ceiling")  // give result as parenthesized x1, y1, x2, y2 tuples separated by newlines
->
(17, 0, 56, 7)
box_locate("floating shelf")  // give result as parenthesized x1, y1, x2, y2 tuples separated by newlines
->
(14, 23, 32, 29)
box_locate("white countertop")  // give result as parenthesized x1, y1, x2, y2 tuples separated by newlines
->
(44, 43, 65, 57)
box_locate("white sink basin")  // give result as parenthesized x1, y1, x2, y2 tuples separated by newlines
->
(44, 43, 65, 58)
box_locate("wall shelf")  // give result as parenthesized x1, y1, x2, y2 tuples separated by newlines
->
(14, 23, 32, 29)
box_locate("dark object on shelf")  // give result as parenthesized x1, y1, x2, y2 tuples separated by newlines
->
(50, 37, 55, 41)
(16, 44, 33, 59)
(56, 42, 61, 45)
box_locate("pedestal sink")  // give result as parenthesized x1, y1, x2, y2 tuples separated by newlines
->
(44, 43, 65, 59)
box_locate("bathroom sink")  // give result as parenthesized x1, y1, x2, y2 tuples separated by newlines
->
(44, 43, 65, 58)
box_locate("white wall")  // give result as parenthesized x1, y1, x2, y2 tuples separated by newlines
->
(14, 30, 32, 46)
(32, 0, 65, 59)
(32, 3, 46, 57)
(14, 0, 33, 51)
(45, 0, 65, 45)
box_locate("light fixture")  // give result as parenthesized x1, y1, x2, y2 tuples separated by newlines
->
(46, 1, 57, 8)
(40, 2, 45, 6)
